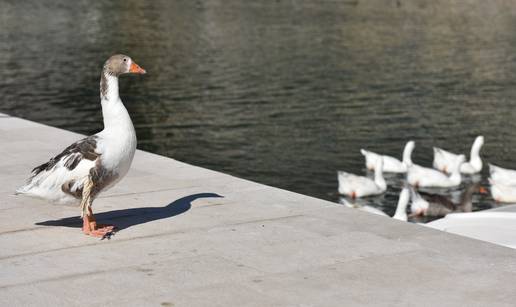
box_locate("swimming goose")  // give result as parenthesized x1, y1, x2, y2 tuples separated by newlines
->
(16, 54, 146, 238)
(407, 154, 465, 188)
(489, 164, 516, 186)
(340, 187, 410, 221)
(360, 141, 415, 173)
(410, 183, 481, 217)
(489, 179, 516, 203)
(433, 136, 484, 174)
(338, 158, 386, 198)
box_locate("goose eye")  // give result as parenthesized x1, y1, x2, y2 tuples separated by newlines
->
(123, 58, 127, 62)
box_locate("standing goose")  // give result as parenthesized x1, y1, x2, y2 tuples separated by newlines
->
(433, 136, 484, 174)
(338, 158, 386, 198)
(360, 140, 415, 173)
(16, 54, 146, 238)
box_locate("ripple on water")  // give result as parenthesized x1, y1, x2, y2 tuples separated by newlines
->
(1, 1, 516, 220)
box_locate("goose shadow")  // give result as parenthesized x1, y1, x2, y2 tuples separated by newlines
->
(35, 193, 223, 231)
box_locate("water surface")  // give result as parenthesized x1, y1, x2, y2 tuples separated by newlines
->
(2, 0, 516, 218)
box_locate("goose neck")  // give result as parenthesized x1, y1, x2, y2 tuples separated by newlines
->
(100, 71, 120, 102)
(374, 170, 386, 190)
(469, 141, 483, 167)
(393, 188, 409, 221)
(402, 142, 414, 167)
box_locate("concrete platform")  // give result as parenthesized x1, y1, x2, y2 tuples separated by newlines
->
(1, 113, 516, 307)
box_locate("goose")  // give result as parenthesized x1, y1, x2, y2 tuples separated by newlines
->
(407, 154, 465, 188)
(340, 187, 410, 221)
(338, 157, 386, 198)
(360, 141, 415, 173)
(489, 164, 516, 186)
(409, 183, 482, 217)
(433, 136, 484, 174)
(489, 179, 516, 203)
(16, 54, 146, 238)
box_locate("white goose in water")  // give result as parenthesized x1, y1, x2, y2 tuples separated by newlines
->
(360, 141, 415, 173)
(489, 164, 516, 186)
(433, 136, 484, 174)
(338, 158, 386, 198)
(407, 154, 465, 188)
(16, 54, 146, 238)
(489, 179, 516, 203)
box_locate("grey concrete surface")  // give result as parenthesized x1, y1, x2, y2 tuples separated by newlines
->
(1, 112, 516, 307)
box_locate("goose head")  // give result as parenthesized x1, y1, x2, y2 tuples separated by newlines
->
(103, 54, 146, 76)
(409, 187, 429, 216)
(360, 149, 376, 171)
(100, 54, 146, 100)
(473, 135, 484, 150)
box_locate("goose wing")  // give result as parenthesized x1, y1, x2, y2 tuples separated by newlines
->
(30, 136, 98, 178)
(18, 135, 99, 198)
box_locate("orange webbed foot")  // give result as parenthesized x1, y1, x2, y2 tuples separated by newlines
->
(83, 214, 117, 239)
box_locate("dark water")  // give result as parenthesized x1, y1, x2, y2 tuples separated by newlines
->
(2, 0, 516, 218)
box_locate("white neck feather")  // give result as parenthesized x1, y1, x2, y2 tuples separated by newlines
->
(374, 159, 386, 190)
(102, 73, 119, 102)
(100, 74, 134, 133)
(469, 137, 483, 168)
(402, 141, 414, 167)
(393, 188, 409, 221)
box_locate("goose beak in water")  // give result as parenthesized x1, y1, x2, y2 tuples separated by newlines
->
(479, 186, 488, 194)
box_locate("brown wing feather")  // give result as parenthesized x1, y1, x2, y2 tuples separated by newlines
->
(30, 135, 99, 179)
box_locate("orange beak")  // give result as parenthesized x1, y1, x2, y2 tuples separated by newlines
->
(130, 62, 146, 74)
(479, 186, 488, 194)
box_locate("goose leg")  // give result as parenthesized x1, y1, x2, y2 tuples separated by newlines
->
(80, 177, 116, 238)
(82, 208, 115, 238)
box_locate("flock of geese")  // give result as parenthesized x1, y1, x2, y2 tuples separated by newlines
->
(337, 136, 516, 221)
